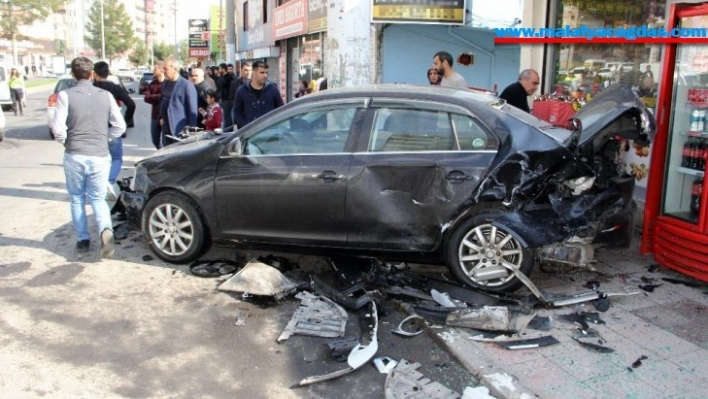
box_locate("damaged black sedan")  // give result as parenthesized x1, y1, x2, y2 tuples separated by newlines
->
(123, 84, 655, 293)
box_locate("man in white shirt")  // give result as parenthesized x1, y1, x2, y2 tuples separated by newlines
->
(433, 51, 468, 89)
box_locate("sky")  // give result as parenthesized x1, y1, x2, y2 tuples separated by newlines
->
(175, 0, 223, 42)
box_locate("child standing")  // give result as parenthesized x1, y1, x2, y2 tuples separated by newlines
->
(200, 89, 223, 131)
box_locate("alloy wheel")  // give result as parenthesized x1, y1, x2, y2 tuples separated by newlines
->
(457, 223, 525, 288)
(148, 203, 195, 256)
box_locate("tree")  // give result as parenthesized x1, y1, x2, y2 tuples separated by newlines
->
(129, 40, 148, 67)
(0, 0, 64, 64)
(84, 0, 135, 63)
(153, 42, 174, 62)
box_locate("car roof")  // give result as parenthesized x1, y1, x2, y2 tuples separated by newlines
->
(296, 84, 500, 107)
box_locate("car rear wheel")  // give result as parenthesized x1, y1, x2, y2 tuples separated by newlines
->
(142, 191, 209, 263)
(446, 213, 534, 293)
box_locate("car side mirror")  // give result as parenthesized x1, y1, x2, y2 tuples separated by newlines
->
(229, 137, 243, 156)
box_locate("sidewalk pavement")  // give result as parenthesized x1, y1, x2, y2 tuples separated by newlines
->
(439, 234, 708, 399)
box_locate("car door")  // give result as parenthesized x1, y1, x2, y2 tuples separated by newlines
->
(346, 99, 499, 250)
(213, 99, 367, 246)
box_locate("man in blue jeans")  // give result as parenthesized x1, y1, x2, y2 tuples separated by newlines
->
(93, 61, 135, 189)
(50, 57, 126, 257)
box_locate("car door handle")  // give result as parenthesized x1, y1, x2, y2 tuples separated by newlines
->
(316, 170, 343, 182)
(446, 171, 470, 183)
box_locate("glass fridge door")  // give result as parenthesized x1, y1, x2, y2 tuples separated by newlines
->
(661, 15, 708, 224)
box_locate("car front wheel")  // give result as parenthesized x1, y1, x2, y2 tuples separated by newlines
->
(142, 191, 209, 263)
(446, 213, 534, 293)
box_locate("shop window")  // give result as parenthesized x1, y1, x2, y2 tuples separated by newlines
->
(552, 0, 664, 108)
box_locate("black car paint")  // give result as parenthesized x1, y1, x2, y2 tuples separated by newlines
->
(125, 84, 655, 266)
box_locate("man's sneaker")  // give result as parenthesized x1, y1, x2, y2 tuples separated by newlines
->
(100, 229, 115, 258)
(76, 240, 90, 253)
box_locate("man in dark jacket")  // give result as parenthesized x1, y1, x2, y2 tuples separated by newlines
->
(159, 56, 198, 145)
(218, 63, 236, 129)
(229, 61, 252, 123)
(143, 63, 165, 149)
(233, 60, 284, 129)
(499, 69, 540, 113)
(189, 68, 211, 126)
(93, 61, 136, 186)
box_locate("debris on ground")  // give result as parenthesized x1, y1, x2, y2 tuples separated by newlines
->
(295, 301, 379, 387)
(497, 335, 560, 350)
(384, 359, 460, 398)
(628, 355, 648, 371)
(572, 330, 614, 353)
(277, 291, 347, 342)
(218, 259, 299, 299)
(189, 259, 239, 278)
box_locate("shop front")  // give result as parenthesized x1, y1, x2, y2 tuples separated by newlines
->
(235, 0, 281, 81)
(542, 0, 667, 197)
(273, 0, 326, 101)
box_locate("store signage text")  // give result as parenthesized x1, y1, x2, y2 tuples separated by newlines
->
(273, 0, 308, 40)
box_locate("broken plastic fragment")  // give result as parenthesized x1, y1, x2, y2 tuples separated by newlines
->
(296, 301, 378, 387)
(384, 359, 460, 398)
(631, 355, 648, 369)
(277, 291, 347, 342)
(497, 335, 560, 350)
(431, 289, 465, 308)
(218, 259, 298, 298)
(572, 334, 614, 353)
(445, 306, 536, 333)
(374, 357, 398, 374)
(391, 315, 425, 337)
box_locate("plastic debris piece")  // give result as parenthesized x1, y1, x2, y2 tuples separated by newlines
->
(430, 289, 464, 308)
(526, 315, 554, 331)
(326, 337, 359, 362)
(583, 280, 601, 290)
(374, 357, 398, 373)
(277, 291, 347, 342)
(218, 259, 298, 298)
(497, 335, 560, 350)
(631, 355, 648, 369)
(661, 277, 703, 288)
(234, 309, 247, 326)
(142, 255, 154, 262)
(461, 385, 496, 399)
(647, 264, 658, 272)
(391, 315, 425, 337)
(572, 334, 614, 353)
(295, 301, 378, 387)
(384, 359, 460, 398)
(445, 306, 536, 333)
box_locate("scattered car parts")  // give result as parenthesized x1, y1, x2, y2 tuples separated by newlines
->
(384, 359, 461, 399)
(218, 259, 299, 299)
(296, 301, 378, 387)
(277, 291, 347, 343)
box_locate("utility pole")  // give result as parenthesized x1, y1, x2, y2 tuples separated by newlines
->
(100, 0, 106, 61)
(172, 0, 178, 58)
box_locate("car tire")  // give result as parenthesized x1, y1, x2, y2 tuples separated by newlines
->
(446, 212, 534, 293)
(142, 191, 210, 264)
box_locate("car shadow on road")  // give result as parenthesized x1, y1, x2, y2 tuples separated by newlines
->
(4, 125, 53, 141)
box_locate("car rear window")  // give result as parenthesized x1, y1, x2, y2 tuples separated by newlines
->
(54, 79, 77, 93)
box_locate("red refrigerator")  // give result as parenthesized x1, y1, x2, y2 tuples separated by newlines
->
(643, 2, 708, 282)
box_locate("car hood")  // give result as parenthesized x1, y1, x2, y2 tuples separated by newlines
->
(574, 84, 656, 153)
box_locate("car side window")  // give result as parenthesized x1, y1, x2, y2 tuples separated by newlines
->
(369, 108, 454, 152)
(452, 114, 498, 150)
(244, 106, 358, 155)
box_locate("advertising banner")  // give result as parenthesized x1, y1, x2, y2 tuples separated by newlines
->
(273, 0, 308, 41)
(189, 19, 209, 49)
(371, 0, 466, 25)
(210, 5, 226, 53)
(308, 0, 327, 33)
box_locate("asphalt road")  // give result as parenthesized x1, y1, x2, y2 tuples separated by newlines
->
(0, 86, 482, 398)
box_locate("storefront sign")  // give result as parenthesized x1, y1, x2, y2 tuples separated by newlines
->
(189, 48, 210, 58)
(308, 0, 327, 33)
(273, 0, 308, 40)
(237, 46, 280, 60)
(210, 5, 226, 53)
(239, 0, 275, 51)
(371, 0, 466, 25)
(189, 19, 209, 48)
